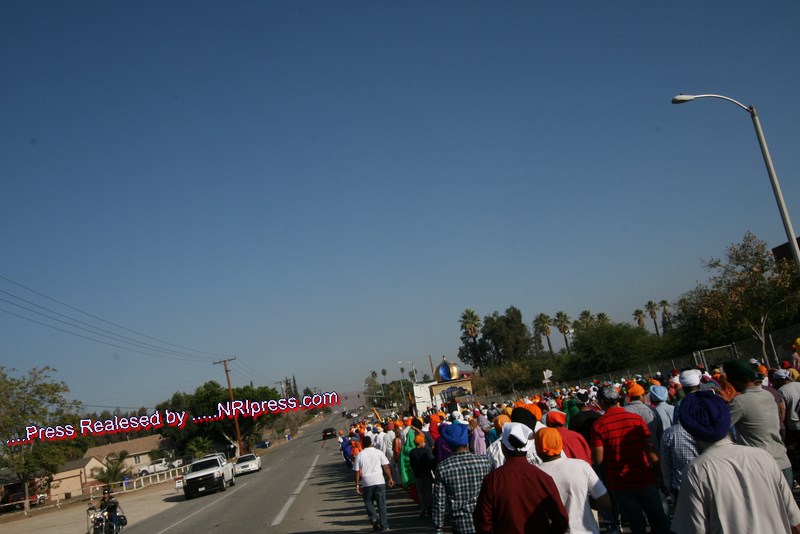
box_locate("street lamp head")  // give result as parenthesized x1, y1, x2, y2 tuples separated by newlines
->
(671, 94, 695, 104)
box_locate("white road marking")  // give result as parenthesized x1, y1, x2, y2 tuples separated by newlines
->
(157, 482, 247, 533)
(270, 454, 319, 526)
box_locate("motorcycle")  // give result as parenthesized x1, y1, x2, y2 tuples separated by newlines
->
(87, 499, 127, 534)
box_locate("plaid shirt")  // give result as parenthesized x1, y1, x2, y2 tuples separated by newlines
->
(660, 421, 698, 491)
(433, 450, 492, 534)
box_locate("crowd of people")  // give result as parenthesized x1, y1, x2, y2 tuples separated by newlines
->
(338, 356, 800, 533)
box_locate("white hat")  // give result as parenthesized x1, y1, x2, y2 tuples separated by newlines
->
(679, 369, 702, 387)
(775, 369, 791, 380)
(749, 358, 759, 365)
(501, 422, 534, 453)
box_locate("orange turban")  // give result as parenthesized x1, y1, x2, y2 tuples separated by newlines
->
(414, 434, 425, 445)
(535, 427, 563, 457)
(628, 383, 645, 398)
(514, 400, 542, 422)
(494, 414, 511, 431)
(546, 411, 567, 427)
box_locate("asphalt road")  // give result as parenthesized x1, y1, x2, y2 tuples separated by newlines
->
(1, 414, 435, 534)
(125, 414, 432, 533)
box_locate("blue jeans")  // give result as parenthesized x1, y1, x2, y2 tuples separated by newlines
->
(611, 484, 670, 534)
(362, 483, 387, 529)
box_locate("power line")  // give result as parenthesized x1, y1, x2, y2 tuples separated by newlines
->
(0, 307, 216, 362)
(0, 274, 229, 357)
(0, 293, 216, 361)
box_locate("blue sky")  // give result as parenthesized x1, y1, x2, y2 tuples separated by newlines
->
(2, 1, 799, 412)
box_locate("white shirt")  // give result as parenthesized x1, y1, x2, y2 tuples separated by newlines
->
(672, 438, 800, 534)
(381, 430, 396, 460)
(538, 457, 607, 534)
(354, 446, 390, 488)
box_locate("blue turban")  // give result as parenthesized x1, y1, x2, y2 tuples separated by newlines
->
(441, 423, 468, 448)
(649, 385, 669, 403)
(678, 390, 730, 442)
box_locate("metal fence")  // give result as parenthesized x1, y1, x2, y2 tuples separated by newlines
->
(466, 323, 800, 401)
(543, 323, 800, 393)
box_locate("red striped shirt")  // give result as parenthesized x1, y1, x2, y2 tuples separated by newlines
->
(591, 406, 654, 490)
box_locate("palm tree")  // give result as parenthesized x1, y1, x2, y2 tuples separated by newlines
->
(381, 369, 387, 384)
(459, 309, 482, 340)
(596, 312, 611, 326)
(533, 313, 554, 355)
(187, 436, 213, 459)
(659, 299, 672, 330)
(575, 310, 595, 330)
(552, 311, 573, 354)
(93, 451, 132, 483)
(633, 309, 646, 329)
(644, 301, 660, 336)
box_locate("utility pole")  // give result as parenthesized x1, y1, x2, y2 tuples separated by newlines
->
(214, 356, 243, 457)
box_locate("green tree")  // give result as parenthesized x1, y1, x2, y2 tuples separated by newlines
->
(481, 307, 533, 365)
(659, 299, 672, 331)
(533, 313, 555, 356)
(674, 231, 800, 359)
(458, 309, 488, 372)
(0, 366, 80, 511)
(381, 369, 387, 384)
(459, 309, 482, 340)
(93, 451, 132, 484)
(573, 310, 596, 332)
(186, 436, 213, 459)
(633, 309, 646, 328)
(596, 312, 611, 326)
(567, 322, 665, 377)
(645, 301, 661, 337)
(551, 311, 572, 354)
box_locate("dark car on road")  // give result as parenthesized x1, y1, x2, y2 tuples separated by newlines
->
(322, 427, 336, 440)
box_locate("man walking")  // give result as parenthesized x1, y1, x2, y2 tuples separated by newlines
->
(354, 435, 395, 532)
(473, 423, 569, 534)
(725, 359, 794, 486)
(433, 423, 491, 534)
(672, 390, 800, 533)
(591, 386, 669, 534)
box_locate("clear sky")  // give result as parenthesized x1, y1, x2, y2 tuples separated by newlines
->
(2, 1, 799, 412)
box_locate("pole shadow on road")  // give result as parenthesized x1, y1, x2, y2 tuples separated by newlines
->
(296, 459, 436, 533)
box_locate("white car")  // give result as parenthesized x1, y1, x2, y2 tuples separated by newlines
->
(234, 454, 261, 475)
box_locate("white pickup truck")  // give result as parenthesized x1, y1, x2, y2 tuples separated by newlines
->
(182, 456, 235, 499)
(139, 457, 185, 476)
(139, 458, 171, 476)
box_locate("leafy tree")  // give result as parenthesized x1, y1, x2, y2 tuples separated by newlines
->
(596, 313, 611, 326)
(566, 322, 665, 377)
(481, 307, 533, 365)
(156, 381, 279, 456)
(93, 451, 132, 483)
(533, 313, 554, 356)
(673, 231, 800, 359)
(645, 301, 661, 337)
(482, 362, 530, 396)
(0, 366, 80, 511)
(186, 436, 213, 459)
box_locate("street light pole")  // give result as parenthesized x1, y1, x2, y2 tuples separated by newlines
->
(672, 93, 800, 273)
(397, 360, 418, 383)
